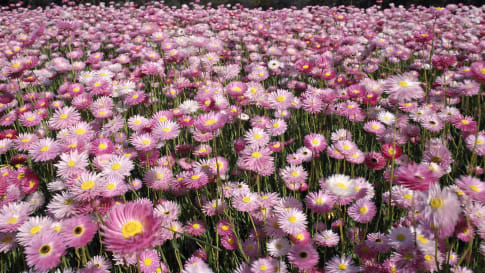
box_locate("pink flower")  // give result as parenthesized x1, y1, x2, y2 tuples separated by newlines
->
(101, 201, 162, 255)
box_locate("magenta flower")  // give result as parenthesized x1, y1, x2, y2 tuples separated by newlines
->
(101, 201, 161, 255)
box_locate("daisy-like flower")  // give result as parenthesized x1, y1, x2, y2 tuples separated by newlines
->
(288, 244, 319, 271)
(85, 255, 111, 272)
(70, 172, 102, 202)
(266, 119, 287, 137)
(138, 249, 160, 273)
(363, 120, 385, 135)
(69, 121, 95, 141)
(237, 146, 274, 176)
(185, 220, 206, 237)
(0, 202, 31, 232)
(394, 162, 438, 191)
(19, 111, 42, 127)
(232, 192, 260, 212)
(101, 201, 161, 255)
(267, 238, 290, 258)
(194, 112, 226, 133)
(388, 226, 414, 250)
(366, 232, 391, 253)
(251, 257, 275, 273)
(325, 255, 360, 273)
(305, 191, 335, 213)
(315, 229, 340, 247)
(267, 89, 294, 110)
(13, 133, 38, 151)
(144, 166, 173, 190)
(304, 133, 327, 153)
(29, 138, 60, 162)
(25, 231, 66, 272)
(48, 106, 81, 130)
(452, 115, 477, 132)
(61, 215, 97, 248)
(348, 199, 377, 223)
(17, 216, 54, 246)
(153, 120, 180, 141)
(55, 151, 89, 179)
(377, 111, 396, 126)
(465, 132, 485, 156)
(46, 192, 78, 219)
(244, 127, 270, 147)
(455, 176, 485, 202)
(280, 165, 308, 187)
(130, 133, 156, 151)
(277, 208, 307, 235)
(364, 152, 387, 170)
(334, 140, 357, 156)
(325, 174, 356, 197)
(101, 155, 134, 178)
(417, 184, 461, 236)
(384, 74, 424, 102)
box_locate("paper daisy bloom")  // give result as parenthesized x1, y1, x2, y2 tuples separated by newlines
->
(325, 255, 360, 273)
(384, 74, 424, 102)
(101, 155, 134, 178)
(101, 201, 161, 255)
(277, 208, 307, 235)
(28, 138, 60, 162)
(325, 174, 356, 197)
(287, 244, 319, 271)
(61, 215, 97, 248)
(25, 230, 66, 272)
(348, 199, 377, 223)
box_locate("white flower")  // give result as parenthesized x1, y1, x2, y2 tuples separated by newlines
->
(238, 113, 249, 121)
(267, 238, 290, 257)
(377, 111, 396, 126)
(179, 100, 200, 114)
(325, 174, 356, 197)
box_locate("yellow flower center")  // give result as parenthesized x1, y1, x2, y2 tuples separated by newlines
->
(7, 217, 18, 224)
(288, 216, 297, 223)
(251, 152, 262, 158)
(30, 225, 41, 235)
(276, 96, 286, 102)
(338, 264, 347, 270)
(360, 206, 368, 214)
(111, 163, 121, 170)
(98, 143, 107, 150)
(396, 234, 406, 241)
(417, 235, 428, 244)
(291, 171, 299, 177)
(336, 182, 347, 189)
(81, 180, 95, 190)
(40, 146, 50, 152)
(121, 220, 143, 239)
(144, 258, 152, 266)
(429, 198, 443, 209)
(67, 160, 76, 167)
(242, 196, 251, 203)
(469, 185, 481, 192)
(204, 119, 216, 126)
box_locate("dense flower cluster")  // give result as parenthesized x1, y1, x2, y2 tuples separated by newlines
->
(0, 1, 483, 273)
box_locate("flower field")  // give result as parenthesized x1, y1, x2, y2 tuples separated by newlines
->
(0, 1, 484, 272)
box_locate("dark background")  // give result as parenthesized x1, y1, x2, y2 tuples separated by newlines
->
(4, 0, 485, 9)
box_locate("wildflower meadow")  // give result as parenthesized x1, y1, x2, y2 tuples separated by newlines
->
(0, 1, 484, 273)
